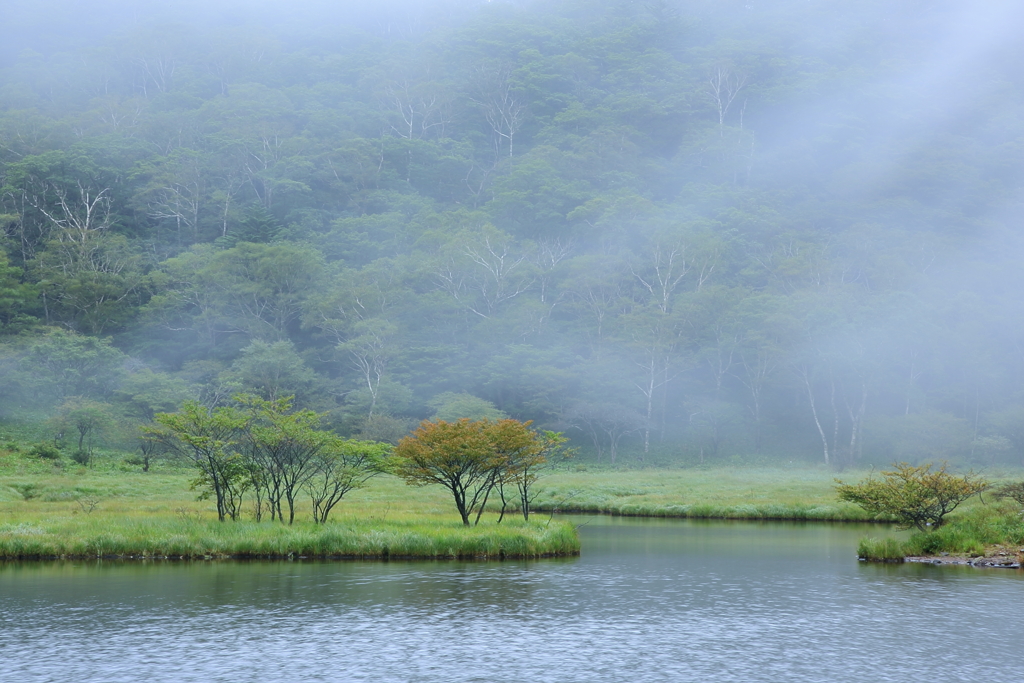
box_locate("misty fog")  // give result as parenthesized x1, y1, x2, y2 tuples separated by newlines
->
(2, 0, 1024, 468)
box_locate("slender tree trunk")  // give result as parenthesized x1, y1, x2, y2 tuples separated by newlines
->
(802, 369, 830, 466)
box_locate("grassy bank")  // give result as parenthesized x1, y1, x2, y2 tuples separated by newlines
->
(0, 516, 579, 560)
(1, 454, 884, 524)
(534, 468, 882, 521)
(5, 443, 1021, 561)
(857, 505, 1024, 562)
(0, 449, 579, 560)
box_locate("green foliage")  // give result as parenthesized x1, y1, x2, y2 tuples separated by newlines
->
(857, 537, 905, 562)
(306, 438, 390, 524)
(835, 463, 989, 531)
(49, 397, 118, 463)
(992, 481, 1024, 508)
(393, 418, 567, 525)
(114, 369, 191, 420)
(1, 2, 1024, 470)
(151, 400, 249, 522)
(10, 483, 41, 500)
(27, 442, 61, 461)
(224, 341, 321, 405)
(21, 329, 126, 402)
(0, 249, 38, 333)
(428, 393, 507, 422)
(152, 395, 388, 524)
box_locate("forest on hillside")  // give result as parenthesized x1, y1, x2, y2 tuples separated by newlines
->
(2, 0, 1023, 467)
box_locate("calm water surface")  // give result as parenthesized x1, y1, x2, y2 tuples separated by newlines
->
(2, 517, 1023, 682)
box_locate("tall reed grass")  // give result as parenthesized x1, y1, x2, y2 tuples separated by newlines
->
(0, 516, 580, 560)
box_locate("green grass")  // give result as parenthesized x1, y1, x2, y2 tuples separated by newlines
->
(857, 537, 906, 562)
(856, 505, 1024, 561)
(533, 467, 883, 521)
(0, 448, 579, 560)
(5, 442, 1023, 561)
(0, 515, 579, 560)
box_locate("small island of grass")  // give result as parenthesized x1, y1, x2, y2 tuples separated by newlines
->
(847, 468, 1024, 567)
(0, 459, 581, 561)
(857, 505, 1024, 567)
(0, 406, 582, 561)
(0, 514, 579, 561)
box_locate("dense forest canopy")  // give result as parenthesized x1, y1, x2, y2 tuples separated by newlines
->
(2, 0, 1023, 467)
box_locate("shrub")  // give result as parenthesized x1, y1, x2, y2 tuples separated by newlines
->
(10, 483, 41, 500)
(28, 443, 62, 460)
(836, 462, 988, 531)
(69, 450, 91, 466)
(992, 481, 1024, 508)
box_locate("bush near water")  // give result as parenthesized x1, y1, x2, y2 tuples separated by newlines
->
(857, 505, 1024, 562)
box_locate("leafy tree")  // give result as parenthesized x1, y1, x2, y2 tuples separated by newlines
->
(992, 481, 1024, 509)
(393, 417, 569, 525)
(22, 329, 126, 402)
(393, 418, 500, 526)
(357, 413, 414, 445)
(236, 394, 334, 524)
(32, 232, 150, 334)
(146, 242, 324, 349)
(306, 438, 389, 524)
(486, 419, 570, 522)
(150, 400, 249, 522)
(0, 248, 38, 333)
(224, 340, 321, 405)
(50, 396, 117, 465)
(428, 392, 507, 422)
(114, 368, 192, 421)
(835, 463, 988, 531)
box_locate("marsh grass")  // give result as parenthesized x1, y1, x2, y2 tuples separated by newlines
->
(0, 515, 579, 560)
(6, 444, 1021, 561)
(857, 537, 905, 562)
(0, 449, 578, 560)
(532, 467, 880, 521)
(856, 505, 1024, 561)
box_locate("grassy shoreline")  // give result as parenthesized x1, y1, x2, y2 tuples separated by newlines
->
(533, 501, 876, 521)
(0, 451, 583, 560)
(4, 449, 1022, 562)
(530, 467, 885, 522)
(0, 517, 580, 561)
(856, 505, 1024, 564)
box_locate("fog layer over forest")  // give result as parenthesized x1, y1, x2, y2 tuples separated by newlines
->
(2, 0, 1023, 468)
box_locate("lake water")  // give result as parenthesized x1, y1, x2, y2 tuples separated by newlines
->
(2, 517, 1023, 682)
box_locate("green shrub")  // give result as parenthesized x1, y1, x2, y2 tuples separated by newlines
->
(28, 443, 62, 460)
(836, 462, 988, 531)
(992, 481, 1024, 508)
(69, 450, 91, 466)
(10, 483, 41, 500)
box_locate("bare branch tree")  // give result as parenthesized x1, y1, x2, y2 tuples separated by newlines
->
(471, 64, 527, 160)
(705, 64, 748, 135)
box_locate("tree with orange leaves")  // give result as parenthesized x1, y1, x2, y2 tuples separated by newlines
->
(393, 417, 569, 526)
(393, 418, 501, 526)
